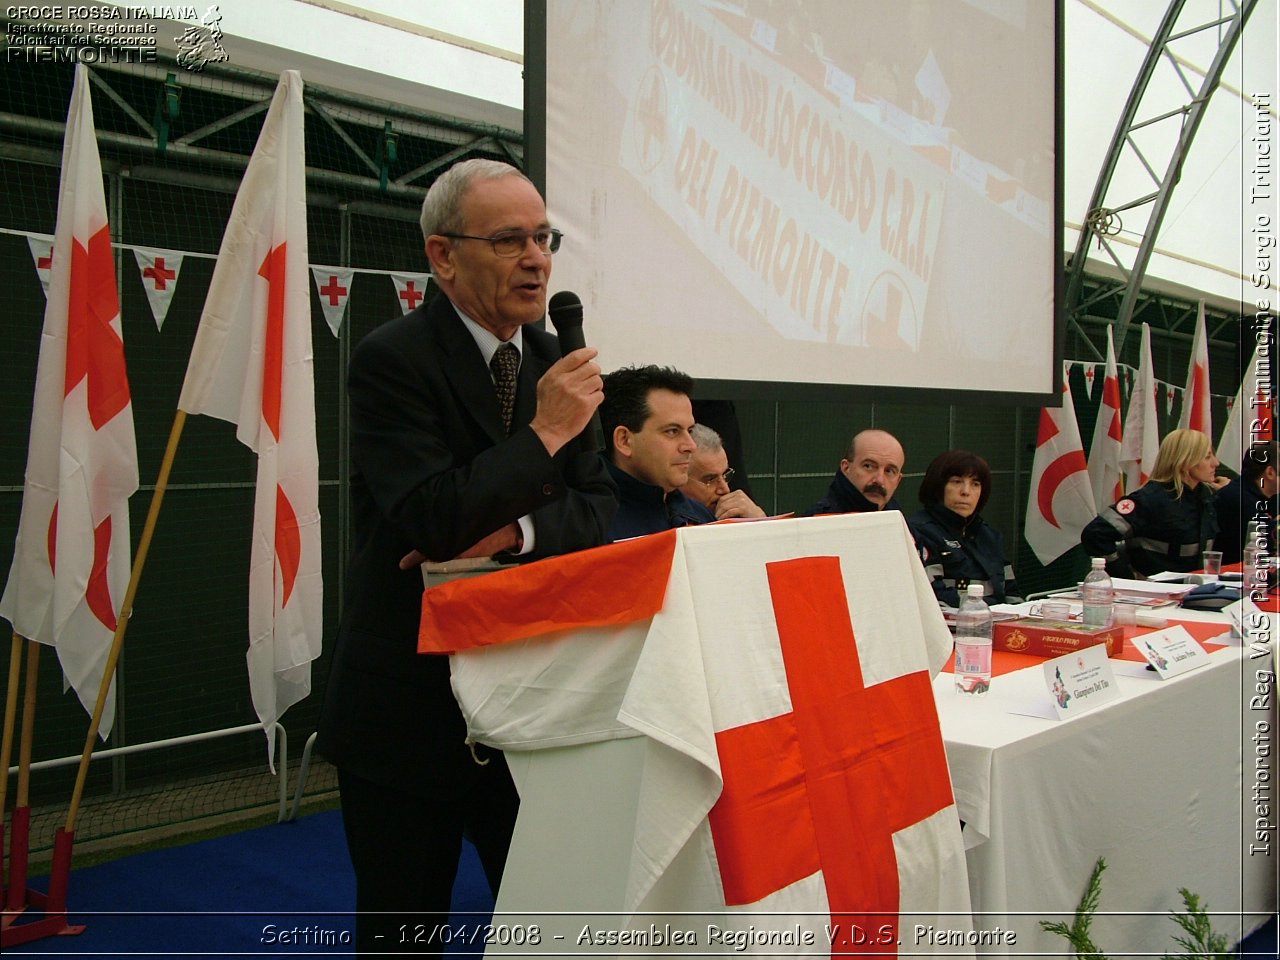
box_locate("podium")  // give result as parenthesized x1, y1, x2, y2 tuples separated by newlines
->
(420, 514, 974, 956)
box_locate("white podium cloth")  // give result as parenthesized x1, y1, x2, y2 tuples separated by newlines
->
(422, 514, 975, 955)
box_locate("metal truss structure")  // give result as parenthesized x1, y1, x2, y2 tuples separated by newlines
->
(0, 44, 523, 215)
(1064, 0, 1259, 356)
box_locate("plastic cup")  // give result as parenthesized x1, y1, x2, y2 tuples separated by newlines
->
(1202, 550, 1223, 577)
(1040, 600, 1070, 620)
(1112, 604, 1137, 628)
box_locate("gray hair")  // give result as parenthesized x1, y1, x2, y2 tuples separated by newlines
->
(419, 159, 534, 244)
(690, 423, 724, 452)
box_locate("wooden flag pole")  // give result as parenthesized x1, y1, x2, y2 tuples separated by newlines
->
(3, 639, 40, 914)
(0, 633, 21, 917)
(1, 633, 23, 832)
(64, 410, 188, 834)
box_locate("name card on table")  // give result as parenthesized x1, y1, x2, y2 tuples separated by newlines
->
(1225, 596, 1272, 646)
(1131, 625, 1212, 678)
(1042, 644, 1121, 720)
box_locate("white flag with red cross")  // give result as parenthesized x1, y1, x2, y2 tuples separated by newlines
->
(1025, 369, 1097, 565)
(1219, 345, 1274, 471)
(310, 265, 353, 337)
(1177, 300, 1212, 435)
(389, 271, 430, 314)
(1120, 323, 1160, 490)
(1, 65, 138, 737)
(424, 516, 970, 952)
(1087, 326, 1124, 508)
(132, 246, 185, 330)
(177, 70, 321, 770)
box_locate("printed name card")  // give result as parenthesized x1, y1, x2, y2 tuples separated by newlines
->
(1042, 644, 1121, 720)
(1131, 625, 1212, 678)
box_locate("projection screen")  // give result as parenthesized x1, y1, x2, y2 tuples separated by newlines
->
(537, 0, 1062, 400)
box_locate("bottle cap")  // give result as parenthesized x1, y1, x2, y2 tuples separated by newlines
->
(966, 583, 985, 598)
(1090, 556, 1106, 569)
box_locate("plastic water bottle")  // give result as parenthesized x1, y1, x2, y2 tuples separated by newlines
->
(954, 583, 993, 695)
(1081, 557, 1114, 627)
(1244, 526, 1263, 602)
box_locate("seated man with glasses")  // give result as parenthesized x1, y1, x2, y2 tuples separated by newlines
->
(680, 423, 766, 520)
(600, 365, 715, 541)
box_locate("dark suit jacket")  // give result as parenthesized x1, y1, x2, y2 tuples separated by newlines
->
(317, 294, 616, 796)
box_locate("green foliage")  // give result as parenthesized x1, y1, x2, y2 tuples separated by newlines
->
(1040, 857, 1234, 960)
(1165, 888, 1232, 960)
(1039, 856, 1108, 960)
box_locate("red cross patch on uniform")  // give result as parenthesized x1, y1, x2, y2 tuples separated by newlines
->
(1116, 498, 1136, 515)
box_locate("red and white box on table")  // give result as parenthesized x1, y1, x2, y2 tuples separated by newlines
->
(994, 618, 1124, 657)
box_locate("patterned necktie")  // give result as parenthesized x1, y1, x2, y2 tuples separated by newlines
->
(490, 342, 520, 435)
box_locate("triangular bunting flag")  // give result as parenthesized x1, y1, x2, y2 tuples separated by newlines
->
(28, 234, 54, 298)
(311, 266, 354, 337)
(390, 272, 430, 315)
(133, 246, 185, 331)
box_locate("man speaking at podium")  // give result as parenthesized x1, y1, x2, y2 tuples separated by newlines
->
(318, 159, 616, 953)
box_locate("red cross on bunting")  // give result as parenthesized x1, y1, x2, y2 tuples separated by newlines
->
(398, 280, 423, 310)
(320, 274, 348, 306)
(143, 256, 176, 289)
(707, 556, 954, 957)
(39, 251, 53, 270)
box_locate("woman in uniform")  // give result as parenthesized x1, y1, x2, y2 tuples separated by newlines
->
(908, 449, 1022, 607)
(1081, 428, 1224, 578)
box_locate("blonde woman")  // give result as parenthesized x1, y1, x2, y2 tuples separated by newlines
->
(1081, 428, 1226, 578)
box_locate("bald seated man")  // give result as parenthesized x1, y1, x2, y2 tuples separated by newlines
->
(804, 429, 906, 515)
(679, 424, 766, 520)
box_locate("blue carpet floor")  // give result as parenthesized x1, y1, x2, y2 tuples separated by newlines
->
(5, 809, 492, 957)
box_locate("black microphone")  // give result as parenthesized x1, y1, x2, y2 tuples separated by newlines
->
(547, 291, 604, 452)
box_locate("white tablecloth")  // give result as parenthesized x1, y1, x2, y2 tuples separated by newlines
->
(936, 605, 1277, 954)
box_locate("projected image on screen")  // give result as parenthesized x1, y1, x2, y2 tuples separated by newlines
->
(544, 0, 1058, 396)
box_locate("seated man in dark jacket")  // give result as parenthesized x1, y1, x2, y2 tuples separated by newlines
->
(804, 429, 906, 515)
(1215, 440, 1278, 564)
(600, 365, 713, 541)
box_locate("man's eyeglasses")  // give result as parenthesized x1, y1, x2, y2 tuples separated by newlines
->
(695, 468, 734, 488)
(440, 229, 563, 258)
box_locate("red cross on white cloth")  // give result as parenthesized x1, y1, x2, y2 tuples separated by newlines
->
(390, 271, 430, 315)
(1025, 373, 1096, 566)
(708, 556, 955, 952)
(4, 66, 138, 739)
(424, 515, 971, 955)
(133, 247, 185, 330)
(310, 266, 355, 337)
(175, 70, 321, 774)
